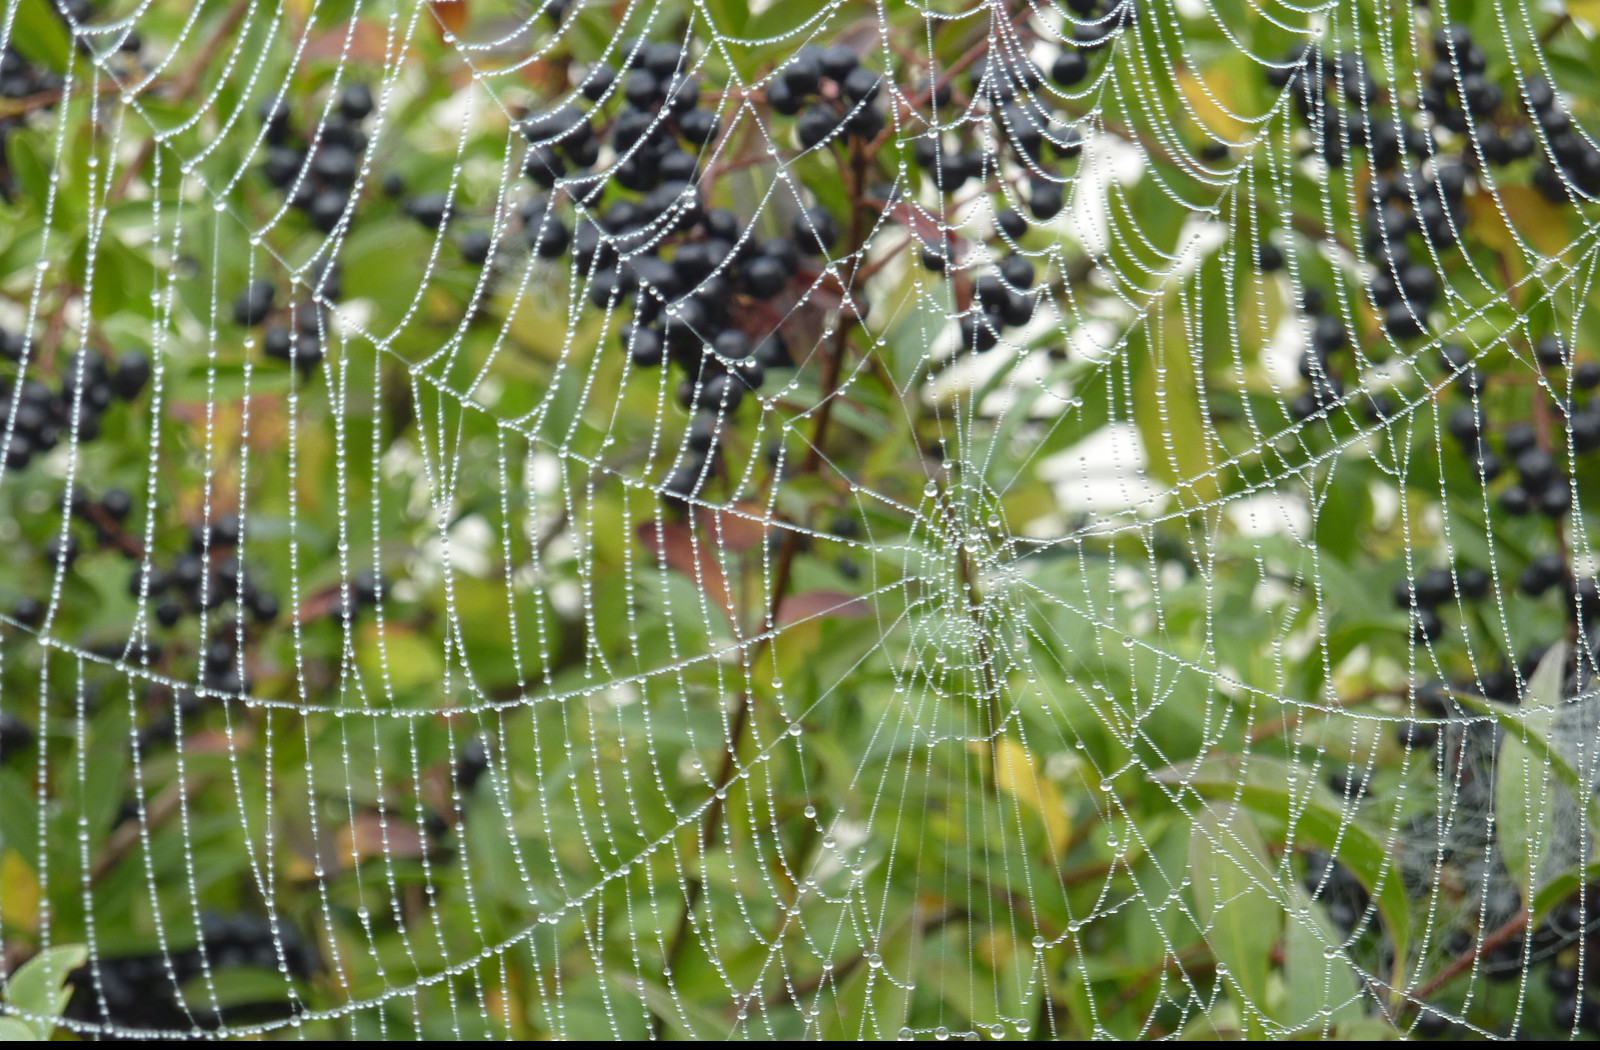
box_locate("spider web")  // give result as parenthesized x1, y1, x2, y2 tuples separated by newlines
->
(1, 0, 1598, 1040)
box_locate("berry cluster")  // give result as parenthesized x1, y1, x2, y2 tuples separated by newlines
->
(1273, 22, 1573, 422)
(1391, 562, 1491, 647)
(1303, 848, 1373, 937)
(1543, 892, 1600, 1035)
(233, 262, 340, 377)
(119, 512, 279, 629)
(1444, 356, 1600, 517)
(1526, 73, 1597, 203)
(0, 0, 112, 199)
(0, 343, 149, 472)
(2, 343, 154, 637)
(0, 709, 32, 762)
(905, 37, 1091, 222)
(258, 82, 375, 233)
(772, 44, 886, 150)
(954, 232, 1039, 354)
(899, 37, 1097, 357)
(499, 39, 835, 503)
(64, 913, 318, 1032)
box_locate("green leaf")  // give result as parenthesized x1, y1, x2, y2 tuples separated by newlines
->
(0, 1016, 40, 1041)
(1130, 300, 1220, 513)
(1280, 864, 1369, 1030)
(5, 133, 51, 213)
(1534, 861, 1600, 919)
(1471, 643, 1600, 924)
(1154, 754, 1412, 994)
(1452, 679, 1600, 917)
(1493, 731, 1541, 913)
(816, 906, 923, 1040)
(1189, 802, 1282, 1035)
(627, 977, 731, 1040)
(1495, 643, 1567, 909)
(702, 0, 748, 37)
(8, 0, 72, 74)
(4, 943, 87, 1034)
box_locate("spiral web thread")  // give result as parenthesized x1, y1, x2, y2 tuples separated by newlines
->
(1, 0, 1599, 1040)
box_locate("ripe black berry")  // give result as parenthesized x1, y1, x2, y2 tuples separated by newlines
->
(44, 535, 78, 570)
(406, 194, 452, 229)
(1028, 179, 1064, 220)
(258, 95, 292, 144)
(1000, 290, 1035, 327)
(458, 230, 493, 265)
(353, 570, 382, 606)
(1411, 608, 1443, 645)
(797, 105, 839, 149)
(960, 313, 1001, 353)
(1540, 482, 1573, 517)
(625, 68, 661, 108)
(12, 596, 43, 627)
(1000, 255, 1035, 290)
(687, 414, 721, 455)
(527, 216, 570, 258)
(820, 46, 858, 82)
(581, 64, 616, 102)
(643, 42, 683, 80)
(1382, 300, 1426, 339)
(793, 207, 838, 254)
(312, 143, 359, 186)
(309, 189, 349, 232)
(678, 108, 718, 145)
(113, 353, 151, 399)
(841, 66, 881, 104)
(455, 737, 490, 791)
(1457, 567, 1490, 600)
(233, 281, 276, 327)
(1051, 50, 1087, 87)
(1515, 447, 1556, 487)
(696, 373, 743, 412)
(766, 78, 800, 116)
(0, 712, 33, 761)
(1397, 720, 1438, 748)
(1536, 334, 1571, 368)
(1414, 1006, 1449, 1038)
(244, 587, 279, 624)
(781, 51, 821, 96)
(524, 144, 565, 187)
(626, 326, 664, 368)
(1415, 568, 1454, 607)
(663, 463, 705, 505)
(102, 488, 132, 521)
(1521, 552, 1567, 596)
(753, 335, 792, 369)
(129, 565, 169, 598)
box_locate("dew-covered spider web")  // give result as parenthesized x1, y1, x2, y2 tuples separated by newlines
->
(7, 0, 1600, 1040)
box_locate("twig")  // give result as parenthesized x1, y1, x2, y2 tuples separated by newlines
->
(90, 775, 209, 885)
(654, 116, 876, 1037)
(110, 0, 254, 203)
(1413, 909, 1529, 1001)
